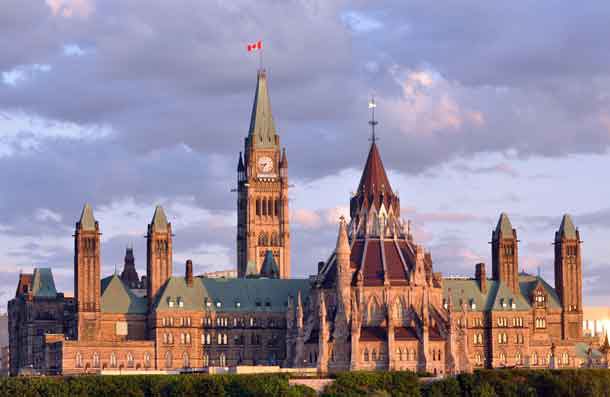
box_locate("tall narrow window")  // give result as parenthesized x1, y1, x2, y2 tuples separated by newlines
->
(93, 352, 100, 368)
(256, 199, 261, 216)
(183, 352, 190, 369)
(165, 351, 172, 368)
(110, 352, 117, 368)
(127, 352, 134, 368)
(267, 198, 273, 216)
(75, 352, 83, 368)
(219, 353, 226, 367)
(144, 352, 151, 368)
(262, 198, 267, 216)
(275, 199, 280, 216)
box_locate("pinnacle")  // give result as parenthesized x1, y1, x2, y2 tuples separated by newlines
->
(151, 205, 168, 231)
(336, 216, 350, 254)
(558, 214, 577, 239)
(78, 203, 96, 231)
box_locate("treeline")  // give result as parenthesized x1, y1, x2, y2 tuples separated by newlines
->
(0, 373, 316, 397)
(321, 369, 610, 397)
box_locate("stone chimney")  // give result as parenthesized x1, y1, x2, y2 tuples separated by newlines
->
(186, 259, 193, 287)
(475, 262, 487, 293)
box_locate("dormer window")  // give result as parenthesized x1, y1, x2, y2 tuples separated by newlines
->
(470, 299, 476, 310)
(501, 298, 507, 308)
(205, 298, 212, 308)
(235, 301, 241, 308)
(177, 297, 184, 308)
(510, 299, 516, 309)
(168, 297, 174, 307)
(216, 301, 222, 308)
(534, 291, 546, 307)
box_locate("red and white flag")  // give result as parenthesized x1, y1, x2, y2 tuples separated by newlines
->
(247, 40, 262, 52)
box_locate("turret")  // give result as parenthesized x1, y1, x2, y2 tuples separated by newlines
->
(491, 213, 519, 294)
(74, 203, 101, 340)
(146, 206, 173, 310)
(554, 214, 583, 339)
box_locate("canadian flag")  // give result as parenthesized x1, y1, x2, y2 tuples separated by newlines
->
(247, 40, 262, 52)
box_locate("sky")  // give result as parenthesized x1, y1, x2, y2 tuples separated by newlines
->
(2, 0, 610, 311)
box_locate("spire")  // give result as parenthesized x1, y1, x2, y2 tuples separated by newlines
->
(368, 96, 378, 143)
(336, 216, 350, 255)
(494, 212, 513, 238)
(78, 203, 96, 231)
(558, 214, 577, 240)
(248, 69, 277, 147)
(280, 147, 288, 168)
(237, 151, 245, 172)
(357, 141, 394, 197)
(151, 206, 168, 231)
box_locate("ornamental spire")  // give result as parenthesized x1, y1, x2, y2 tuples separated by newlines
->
(248, 69, 277, 148)
(368, 96, 378, 144)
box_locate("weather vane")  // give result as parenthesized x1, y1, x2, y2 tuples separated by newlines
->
(368, 96, 378, 143)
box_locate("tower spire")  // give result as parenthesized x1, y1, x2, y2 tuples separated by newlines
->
(248, 69, 277, 148)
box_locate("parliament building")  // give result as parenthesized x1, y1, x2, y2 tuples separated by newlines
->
(8, 69, 599, 376)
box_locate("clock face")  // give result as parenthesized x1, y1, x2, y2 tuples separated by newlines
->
(257, 156, 274, 173)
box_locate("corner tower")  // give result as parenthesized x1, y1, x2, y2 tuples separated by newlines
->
(237, 69, 290, 278)
(554, 214, 583, 339)
(74, 203, 101, 340)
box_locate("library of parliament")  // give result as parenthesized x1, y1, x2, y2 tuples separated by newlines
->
(8, 69, 602, 375)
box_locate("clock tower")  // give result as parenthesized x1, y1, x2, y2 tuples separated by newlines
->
(237, 69, 291, 278)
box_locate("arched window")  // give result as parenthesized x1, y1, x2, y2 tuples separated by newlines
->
(75, 352, 83, 368)
(203, 353, 209, 367)
(364, 349, 369, 361)
(223, 334, 228, 345)
(267, 198, 273, 217)
(397, 348, 403, 361)
(475, 352, 482, 366)
(93, 352, 100, 368)
(186, 333, 191, 344)
(262, 198, 267, 216)
(183, 352, 190, 369)
(275, 199, 280, 216)
(218, 333, 223, 345)
(219, 353, 226, 367)
(127, 352, 134, 368)
(372, 349, 377, 361)
(256, 199, 261, 216)
(144, 352, 151, 369)
(532, 352, 538, 366)
(181, 333, 185, 344)
(438, 349, 442, 362)
(499, 352, 506, 365)
(165, 351, 172, 368)
(110, 352, 117, 368)
(562, 352, 569, 365)
(409, 349, 416, 361)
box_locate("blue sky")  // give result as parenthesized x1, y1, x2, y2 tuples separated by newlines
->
(1, 0, 610, 311)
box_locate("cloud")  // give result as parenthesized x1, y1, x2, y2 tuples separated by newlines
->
(46, 0, 94, 18)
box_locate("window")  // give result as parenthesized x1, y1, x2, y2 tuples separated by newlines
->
(372, 349, 377, 361)
(93, 352, 100, 368)
(183, 352, 190, 369)
(110, 352, 117, 368)
(218, 333, 222, 345)
(498, 332, 508, 344)
(409, 349, 416, 361)
(499, 352, 506, 365)
(397, 348, 404, 361)
(532, 352, 538, 366)
(165, 351, 172, 368)
(216, 301, 222, 308)
(144, 352, 151, 368)
(475, 352, 482, 366)
(127, 352, 134, 368)
(516, 351, 522, 365)
(219, 353, 226, 367)
(443, 299, 448, 310)
(203, 354, 209, 367)
(562, 352, 569, 365)
(535, 317, 546, 329)
(256, 199, 261, 216)
(515, 333, 524, 344)
(75, 352, 83, 368)
(181, 333, 185, 344)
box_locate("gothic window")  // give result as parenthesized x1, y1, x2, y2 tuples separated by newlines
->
(219, 353, 226, 367)
(534, 291, 546, 307)
(93, 352, 100, 368)
(532, 352, 538, 366)
(397, 348, 404, 361)
(256, 199, 261, 216)
(271, 232, 279, 246)
(267, 198, 273, 216)
(364, 349, 369, 361)
(372, 349, 377, 361)
(562, 352, 569, 365)
(144, 352, 151, 368)
(110, 352, 117, 368)
(275, 199, 280, 216)
(409, 349, 416, 361)
(535, 317, 546, 329)
(218, 333, 222, 345)
(127, 352, 134, 368)
(75, 352, 83, 368)
(165, 351, 172, 368)
(262, 198, 268, 216)
(516, 351, 522, 365)
(203, 354, 209, 367)
(475, 352, 482, 366)
(183, 352, 190, 369)
(499, 352, 506, 365)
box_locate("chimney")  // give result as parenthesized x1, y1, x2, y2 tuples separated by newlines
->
(475, 262, 487, 293)
(186, 259, 193, 286)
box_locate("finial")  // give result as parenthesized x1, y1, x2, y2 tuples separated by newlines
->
(368, 95, 378, 143)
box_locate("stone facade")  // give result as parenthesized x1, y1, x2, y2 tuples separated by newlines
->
(8, 68, 596, 376)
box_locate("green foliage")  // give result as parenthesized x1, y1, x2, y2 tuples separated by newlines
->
(320, 371, 420, 397)
(0, 373, 314, 397)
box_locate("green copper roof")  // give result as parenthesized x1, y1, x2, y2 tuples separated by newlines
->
(260, 250, 279, 278)
(248, 69, 277, 148)
(558, 214, 577, 239)
(101, 274, 147, 314)
(154, 276, 311, 312)
(151, 206, 168, 231)
(443, 273, 561, 312)
(79, 203, 96, 231)
(494, 212, 513, 237)
(31, 268, 57, 298)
